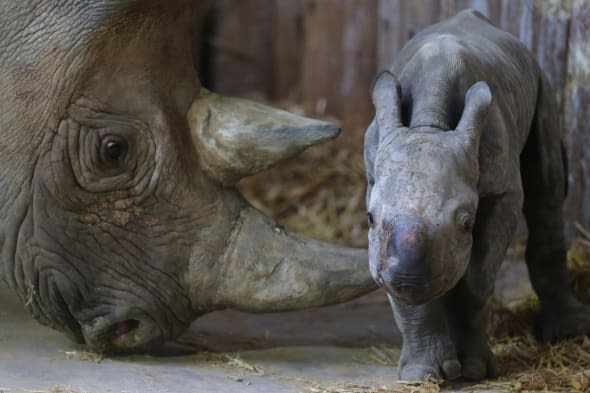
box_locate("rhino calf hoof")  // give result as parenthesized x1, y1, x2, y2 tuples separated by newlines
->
(398, 339, 496, 381)
(398, 360, 462, 382)
(397, 337, 461, 381)
(455, 331, 497, 380)
(399, 365, 441, 381)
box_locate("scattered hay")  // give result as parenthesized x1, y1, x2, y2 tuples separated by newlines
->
(307, 379, 440, 393)
(367, 346, 399, 366)
(223, 354, 264, 375)
(226, 375, 248, 383)
(480, 334, 590, 392)
(470, 227, 590, 392)
(25, 284, 36, 307)
(190, 351, 226, 364)
(58, 350, 103, 363)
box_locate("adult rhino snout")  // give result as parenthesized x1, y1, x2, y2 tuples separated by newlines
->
(81, 311, 162, 353)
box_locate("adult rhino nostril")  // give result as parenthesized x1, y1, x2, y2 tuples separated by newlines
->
(110, 317, 162, 352)
(111, 319, 140, 340)
(82, 314, 162, 353)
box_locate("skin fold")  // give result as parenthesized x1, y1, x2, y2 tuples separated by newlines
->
(365, 9, 590, 381)
(0, 0, 377, 353)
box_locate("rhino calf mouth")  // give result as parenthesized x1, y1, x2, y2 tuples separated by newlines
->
(388, 283, 445, 306)
(381, 273, 447, 306)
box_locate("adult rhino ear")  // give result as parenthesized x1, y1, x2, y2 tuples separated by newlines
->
(188, 90, 340, 185)
(456, 81, 492, 140)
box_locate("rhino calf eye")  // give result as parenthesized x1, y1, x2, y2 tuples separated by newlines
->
(461, 215, 474, 232)
(367, 212, 375, 226)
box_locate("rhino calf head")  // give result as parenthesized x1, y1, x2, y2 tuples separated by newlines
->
(365, 71, 492, 305)
(0, 1, 375, 353)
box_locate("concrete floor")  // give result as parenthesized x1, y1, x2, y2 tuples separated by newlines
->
(0, 259, 531, 393)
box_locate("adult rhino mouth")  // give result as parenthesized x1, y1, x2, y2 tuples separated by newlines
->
(33, 277, 166, 352)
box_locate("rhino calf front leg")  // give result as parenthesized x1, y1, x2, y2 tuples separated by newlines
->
(445, 193, 521, 379)
(391, 297, 461, 381)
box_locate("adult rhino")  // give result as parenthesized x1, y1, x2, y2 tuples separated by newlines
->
(0, 1, 375, 353)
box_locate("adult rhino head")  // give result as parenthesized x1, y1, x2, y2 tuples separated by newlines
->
(0, 1, 375, 353)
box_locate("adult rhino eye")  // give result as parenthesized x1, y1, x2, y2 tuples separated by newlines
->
(101, 136, 127, 162)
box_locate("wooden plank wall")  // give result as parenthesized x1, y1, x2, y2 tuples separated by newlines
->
(201, 0, 590, 234)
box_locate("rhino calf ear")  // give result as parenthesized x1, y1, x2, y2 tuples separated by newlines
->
(371, 70, 403, 130)
(457, 81, 492, 136)
(364, 120, 378, 206)
(364, 120, 379, 174)
(189, 90, 340, 185)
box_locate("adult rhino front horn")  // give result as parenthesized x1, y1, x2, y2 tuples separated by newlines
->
(0, 1, 376, 353)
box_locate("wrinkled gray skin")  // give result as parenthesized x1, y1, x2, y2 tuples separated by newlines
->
(365, 10, 590, 381)
(0, 1, 376, 354)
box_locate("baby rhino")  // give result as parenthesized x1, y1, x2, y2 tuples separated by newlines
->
(365, 9, 590, 381)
